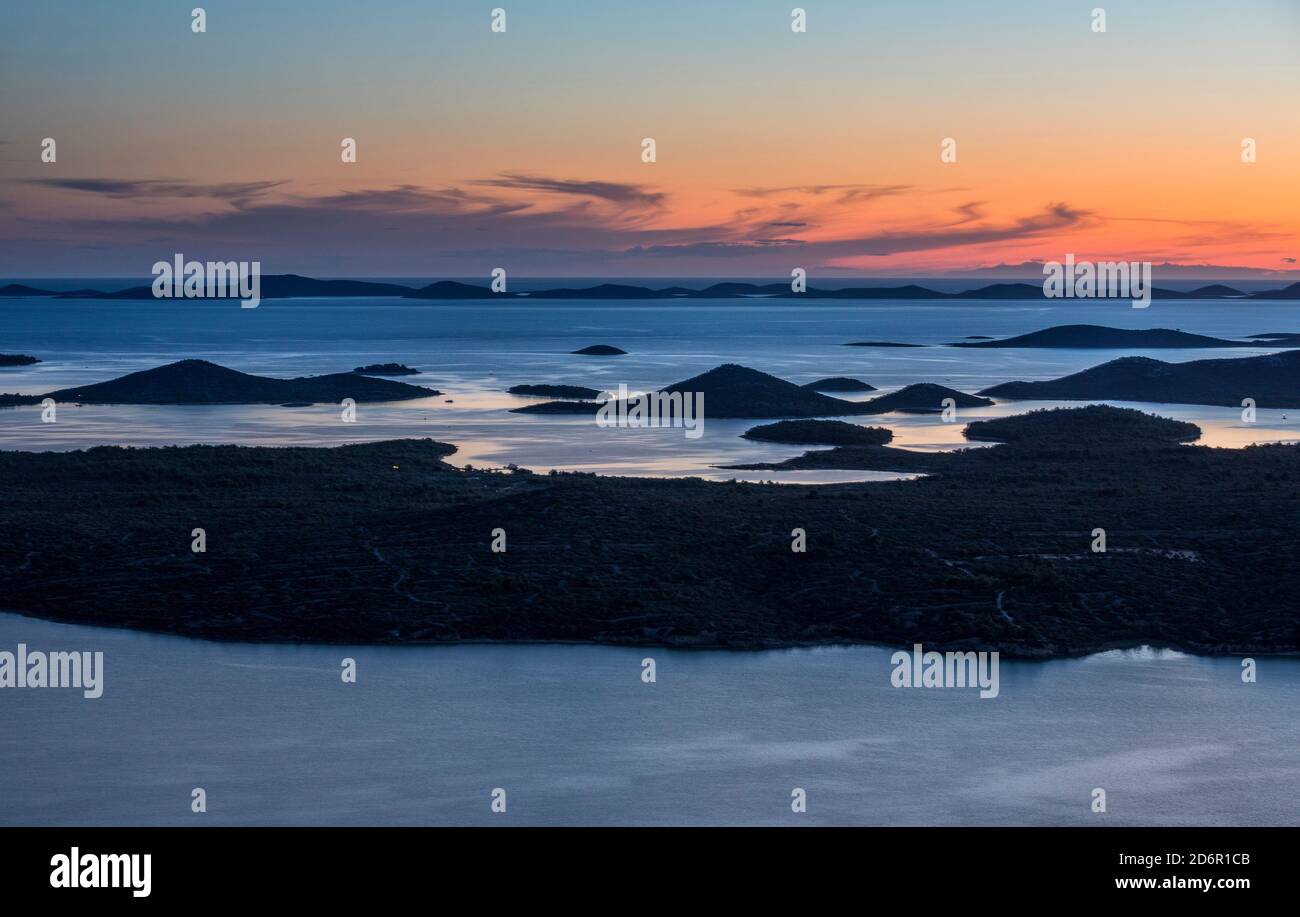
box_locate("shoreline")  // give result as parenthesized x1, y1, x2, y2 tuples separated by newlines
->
(2, 607, 1296, 661)
(2, 419, 1296, 660)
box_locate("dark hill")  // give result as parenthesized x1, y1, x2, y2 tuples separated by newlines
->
(1189, 284, 1246, 297)
(860, 383, 994, 414)
(657, 364, 870, 418)
(52, 275, 416, 300)
(531, 284, 670, 299)
(802, 376, 876, 392)
(691, 282, 789, 297)
(403, 281, 500, 299)
(742, 419, 892, 446)
(822, 284, 944, 299)
(964, 405, 1200, 444)
(509, 399, 599, 414)
(0, 354, 41, 367)
(952, 324, 1249, 349)
(979, 350, 1300, 407)
(1249, 282, 1300, 300)
(0, 359, 440, 405)
(353, 363, 420, 376)
(259, 275, 415, 297)
(512, 364, 875, 418)
(54, 285, 155, 300)
(953, 282, 1045, 300)
(572, 345, 627, 355)
(508, 384, 603, 399)
(0, 284, 56, 296)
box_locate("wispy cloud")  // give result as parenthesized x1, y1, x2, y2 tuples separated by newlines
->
(470, 172, 666, 208)
(0, 173, 1129, 276)
(735, 183, 912, 205)
(629, 203, 1090, 262)
(23, 177, 286, 204)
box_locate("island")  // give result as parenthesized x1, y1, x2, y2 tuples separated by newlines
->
(511, 364, 992, 419)
(0, 284, 56, 297)
(802, 377, 876, 392)
(403, 281, 502, 300)
(742, 419, 893, 446)
(353, 363, 421, 376)
(0, 359, 441, 405)
(963, 405, 1201, 444)
(950, 324, 1258, 349)
(508, 384, 604, 399)
(0, 354, 41, 367)
(858, 383, 993, 414)
(571, 345, 628, 355)
(2, 406, 1295, 657)
(513, 364, 878, 419)
(979, 349, 1300, 408)
(6, 275, 1297, 302)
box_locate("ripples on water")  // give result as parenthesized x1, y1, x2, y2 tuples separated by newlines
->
(0, 614, 1295, 826)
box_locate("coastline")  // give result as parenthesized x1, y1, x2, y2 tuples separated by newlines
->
(2, 606, 1294, 661)
(2, 421, 1295, 660)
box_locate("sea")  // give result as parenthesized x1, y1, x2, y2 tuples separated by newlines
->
(0, 288, 1297, 825)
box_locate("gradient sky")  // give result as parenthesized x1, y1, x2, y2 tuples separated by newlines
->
(1, 0, 1298, 277)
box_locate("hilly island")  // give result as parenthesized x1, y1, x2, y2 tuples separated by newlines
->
(7, 276, 1300, 301)
(0, 405, 1295, 658)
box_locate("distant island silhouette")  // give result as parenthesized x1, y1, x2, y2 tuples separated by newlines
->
(508, 383, 604, 399)
(951, 324, 1266, 348)
(0, 359, 440, 405)
(858, 383, 994, 414)
(980, 350, 1300, 407)
(353, 363, 421, 376)
(6, 276, 1300, 301)
(512, 364, 992, 419)
(802, 377, 876, 392)
(742, 419, 893, 446)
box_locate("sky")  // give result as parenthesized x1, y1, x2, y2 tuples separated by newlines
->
(1, 0, 1298, 278)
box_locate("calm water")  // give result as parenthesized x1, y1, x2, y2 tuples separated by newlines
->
(2, 297, 1298, 826)
(1, 296, 1298, 480)
(0, 613, 1295, 826)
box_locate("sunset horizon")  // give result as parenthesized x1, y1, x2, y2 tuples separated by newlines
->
(3, 1, 1297, 278)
